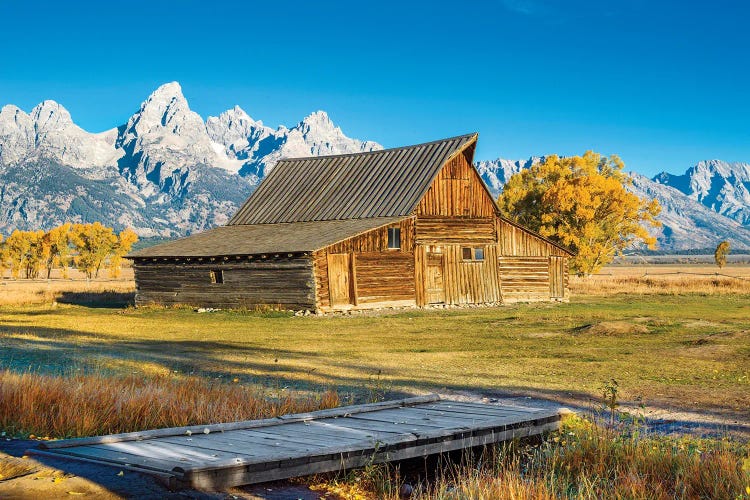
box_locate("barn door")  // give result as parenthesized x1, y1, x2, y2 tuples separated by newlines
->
(327, 253, 354, 307)
(425, 251, 445, 304)
(549, 256, 565, 299)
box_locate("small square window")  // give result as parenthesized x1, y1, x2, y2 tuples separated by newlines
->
(474, 248, 485, 261)
(210, 269, 224, 284)
(387, 227, 401, 250)
(462, 247, 473, 260)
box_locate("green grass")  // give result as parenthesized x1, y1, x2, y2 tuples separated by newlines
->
(1, 294, 748, 415)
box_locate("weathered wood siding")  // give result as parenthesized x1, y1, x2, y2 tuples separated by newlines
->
(497, 218, 569, 257)
(415, 148, 496, 218)
(133, 257, 316, 310)
(314, 219, 417, 310)
(355, 253, 415, 304)
(497, 256, 570, 302)
(415, 217, 495, 244)
(415, 244, 501, 306)
(324, 218, 414, 254)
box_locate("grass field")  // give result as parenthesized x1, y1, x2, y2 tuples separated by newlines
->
(1, 266, 748, 424)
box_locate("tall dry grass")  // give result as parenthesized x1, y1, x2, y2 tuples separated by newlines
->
(0, 279, 135, 306)
(571, 265, 750, 295)
(0, 370, 338, 439)
(316, 416, 750, 500)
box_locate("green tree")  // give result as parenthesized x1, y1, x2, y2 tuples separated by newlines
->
(498, 152, 661, 276)
(714, 240, 730, 269)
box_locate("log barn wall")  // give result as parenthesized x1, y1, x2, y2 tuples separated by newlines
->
(133, 257, 316, 310)
(314, 219, 416, 310)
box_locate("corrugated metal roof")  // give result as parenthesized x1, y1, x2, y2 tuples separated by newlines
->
(229, 133, 478, 225)
(127, 217, 407, 258)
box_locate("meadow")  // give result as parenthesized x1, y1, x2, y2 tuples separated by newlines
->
(0, 264, 748, 498)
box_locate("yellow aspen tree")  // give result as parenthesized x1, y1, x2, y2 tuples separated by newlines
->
(108, 228, 138, 278)
(714, 241, 730, 269)
(499, 152, 661, 276)
(70, 222, 118, 279)
(42, 223, 73, 279)
(0, 233, 7, 278)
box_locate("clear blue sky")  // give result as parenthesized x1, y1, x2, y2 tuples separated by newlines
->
(1, 0, 748, 176)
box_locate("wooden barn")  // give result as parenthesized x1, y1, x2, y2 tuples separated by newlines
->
(128, 134, 573, 312)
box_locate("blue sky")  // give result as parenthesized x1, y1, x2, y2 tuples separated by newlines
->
(1, 0, 748, 176)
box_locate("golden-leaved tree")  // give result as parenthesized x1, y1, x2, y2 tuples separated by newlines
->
(41, 222, 73, 279)
(70, 222, 117, 278)
(0, 233, 6, 277)
(498, 151, 661, 275)
(108, 228, 139, 278)
(4, 230, 46, 279)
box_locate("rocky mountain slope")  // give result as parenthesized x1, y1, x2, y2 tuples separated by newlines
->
(1, 82, 749, 251)
(0, 82, 380, 237)
(653, 160, 750, 226)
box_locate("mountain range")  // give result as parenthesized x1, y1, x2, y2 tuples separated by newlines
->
(1, 82, 749, 251)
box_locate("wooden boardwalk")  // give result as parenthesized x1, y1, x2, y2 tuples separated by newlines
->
(32, 395, 562, 490)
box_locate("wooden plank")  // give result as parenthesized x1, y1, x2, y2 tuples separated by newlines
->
(49, 445, 189, 472)
(36, 398, 564, 491)
(181, 415, 561, 489)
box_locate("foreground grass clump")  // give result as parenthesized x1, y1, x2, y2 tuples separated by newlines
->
(0, 369, 338, 438)
(315, 416, 750, 500)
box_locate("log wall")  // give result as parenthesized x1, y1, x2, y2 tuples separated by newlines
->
(133, 257, 316, 310)
(498, 256, 551, 302)
(314, 219, 417, 310)
(415, 217, 495, 244)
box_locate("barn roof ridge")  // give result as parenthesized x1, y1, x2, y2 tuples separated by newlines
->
(274, 132, 478, 163)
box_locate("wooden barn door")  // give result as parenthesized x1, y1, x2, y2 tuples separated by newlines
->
(549, 256, 566, 299)
(425, 251, 445, 304)
(327, 253, 354, 307)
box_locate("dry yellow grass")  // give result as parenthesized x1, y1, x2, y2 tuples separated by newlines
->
(318, 416, 750, 500)
(0, 268, 134, 306)
(0, 369, 338, 438)
(571, 264, 750, 295)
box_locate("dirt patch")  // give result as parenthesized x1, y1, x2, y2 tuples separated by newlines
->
(683, 320, 721, 329)
(574, 321, 650, 336)
(525, 332, 562, 338)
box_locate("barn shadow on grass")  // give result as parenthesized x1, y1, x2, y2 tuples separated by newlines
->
(1, 323, 748, 430)
(56, 291, 135, 308)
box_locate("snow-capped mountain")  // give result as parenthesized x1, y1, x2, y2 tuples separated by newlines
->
(477, 157, 750, 251)
(653, 160, 750, 226)
(476, 157, 542, 194)
(0, 82, 380, 237)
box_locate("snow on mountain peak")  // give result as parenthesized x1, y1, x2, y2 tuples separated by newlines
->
(30, 100, 74, 129)
(653, 159, 750, 226)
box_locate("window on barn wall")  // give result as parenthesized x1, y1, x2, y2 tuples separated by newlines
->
(462, 247, 485, 261)
(387, 227, 401, 250)
(210, 269, 224, 284)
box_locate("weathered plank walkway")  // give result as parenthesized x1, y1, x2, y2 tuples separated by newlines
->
(32, 395, 562, 490)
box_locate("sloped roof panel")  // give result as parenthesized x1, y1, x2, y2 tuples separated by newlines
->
(228, 133, 478, 225)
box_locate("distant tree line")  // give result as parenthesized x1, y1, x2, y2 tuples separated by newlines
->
(0, 223, 138, 279)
